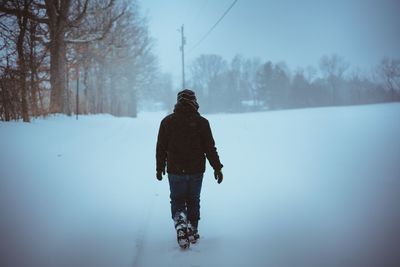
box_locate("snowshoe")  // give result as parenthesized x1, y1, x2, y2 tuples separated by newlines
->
(174, 211, 190, 249)
(187, 222, 200, 244)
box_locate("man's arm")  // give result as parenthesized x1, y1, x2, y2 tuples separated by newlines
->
(156, 120, 167, 174)
(202, 120, 223, 171)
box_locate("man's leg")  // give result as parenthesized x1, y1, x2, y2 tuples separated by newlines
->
(186, 173, 203, 228)
(168, 174, 191, 248)
(168, 174, 187, 219)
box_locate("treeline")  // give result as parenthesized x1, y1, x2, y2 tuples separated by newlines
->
(185, 54, 400, 113)
(0, 0, 157, 122)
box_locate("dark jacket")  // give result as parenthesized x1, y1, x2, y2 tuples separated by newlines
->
(156, 105, 223, 175)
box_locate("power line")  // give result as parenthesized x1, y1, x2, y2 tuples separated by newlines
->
(189, 0, 238, 53)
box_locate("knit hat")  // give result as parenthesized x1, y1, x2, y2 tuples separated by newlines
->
(177, 89, 199, 110)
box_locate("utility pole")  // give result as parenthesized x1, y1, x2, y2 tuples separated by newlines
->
(76, 65, 79, 120)
(180, 24, 186, 89)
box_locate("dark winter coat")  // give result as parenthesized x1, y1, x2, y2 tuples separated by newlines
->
(156, 104, 223, 175)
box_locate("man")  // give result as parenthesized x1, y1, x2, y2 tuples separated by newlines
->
(156, 89, 223, 249)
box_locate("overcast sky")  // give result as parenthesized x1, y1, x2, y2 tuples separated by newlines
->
(140, 0, 400, 87)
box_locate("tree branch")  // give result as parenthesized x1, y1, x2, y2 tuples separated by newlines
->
(0, 4, 49, 24)
(65, 5, 126, 44)
(64, 33, 104, 44)
(67, 0, 89, 27)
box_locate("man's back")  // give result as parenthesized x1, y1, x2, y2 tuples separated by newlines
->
(156, 105, 222, 175)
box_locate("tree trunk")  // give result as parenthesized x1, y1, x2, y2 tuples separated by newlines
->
(83, 64, 89, 113)
(47, 0, 70, 114)
(129, 89, 137, 118)
(29, 21, 38, 117)
(0, 79, 11, 121)
(17, 4, 30, 122)
(96, 63, 105, 113)
(110, 71, 117, 115)
(49, 31, 67, 114)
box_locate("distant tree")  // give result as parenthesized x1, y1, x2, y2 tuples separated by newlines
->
(256, 61, 290, 110)
(347, 72, 364, 105)
(305, 65, 317, 83)
(228, 55, 245, 111)
(379, 58, 400, 101)
(139, 72, 174, 112)
(256, 61, 273, 108)
(241, 57, 262, 108)
(226, 55, 262, 112)
(319, 54, 349, 105)
(173, 53, 396, 114)
(91, 1, 155, 117)
(272, 62, 291, 109)
(291, 69, 311, 108)
(189, 54, 228, 112)
(345, 71, 382, 105)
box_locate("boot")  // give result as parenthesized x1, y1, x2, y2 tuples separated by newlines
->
(187, 221, 200, 244)
(173, 211, 190, 249)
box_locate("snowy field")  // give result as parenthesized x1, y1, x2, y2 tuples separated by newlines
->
(1, 104, 400, 267)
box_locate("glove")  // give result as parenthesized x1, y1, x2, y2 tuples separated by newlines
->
(214, 169, 223, 184)
(156, 170, 165, 181)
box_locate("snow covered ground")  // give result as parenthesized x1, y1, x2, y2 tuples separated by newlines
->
(1, 104, 400, 267)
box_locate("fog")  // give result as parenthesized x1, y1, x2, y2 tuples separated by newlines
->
(142, 0, 400, 84)
(1, 1, 400, 266)
(139, 0, 400, 114)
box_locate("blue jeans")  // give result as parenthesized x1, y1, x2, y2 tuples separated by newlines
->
(168, 173, 203, 227)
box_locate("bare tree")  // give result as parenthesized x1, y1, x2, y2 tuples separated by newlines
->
(190, 54, 227, 96)
(0, 1, 32, 121)
(1, 0, 124, 115)
(241, 57, 261, 108)
(319, 54, 349, 104)
(0, 62, 19, 121)
(379, 58, 400, 101)
(71, 1, 156, 117)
